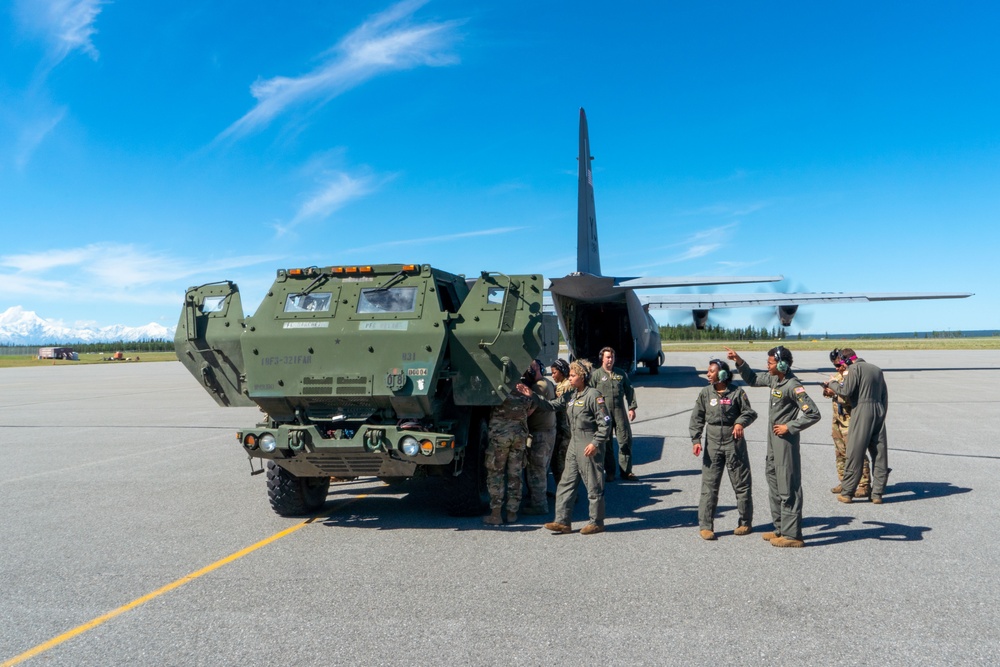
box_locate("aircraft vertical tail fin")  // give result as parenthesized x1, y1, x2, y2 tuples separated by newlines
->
(577, 108, 602, 276)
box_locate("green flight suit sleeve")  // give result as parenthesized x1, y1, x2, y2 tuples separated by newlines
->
(689, 388, 707, 444)
(622, 372, 637, 411)
(784, 382, 821, 435)
(736, 360, 770, 388)
(736, 389, 757, 428)
(588, 390, 612, 448)
(531, 389, 570, 413)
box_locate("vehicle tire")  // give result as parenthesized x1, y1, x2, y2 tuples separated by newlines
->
(649, 351, 663, 375)
(445, 410, 489, 517)
(266, 460, 330, 517)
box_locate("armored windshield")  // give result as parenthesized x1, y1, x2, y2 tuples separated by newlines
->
(284, 293, 332, 313)
(358, 287, 418, 313)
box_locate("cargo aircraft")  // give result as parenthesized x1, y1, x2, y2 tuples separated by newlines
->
(547, 108, 973, 373)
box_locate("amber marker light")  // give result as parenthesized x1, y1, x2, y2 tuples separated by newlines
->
(243, 434, 257, 449)
(359, 266, 373, 273)
(401, 264, 416, 272)
(419, 439, 434, 456)
(288, 269, 303, 276)
(331, 267, 345, 274)
(344, 266, 358, 274)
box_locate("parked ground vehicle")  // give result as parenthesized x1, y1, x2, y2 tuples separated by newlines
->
(175, 263, 545, 516)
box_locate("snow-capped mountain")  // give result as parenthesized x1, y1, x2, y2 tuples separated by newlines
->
(0, 306, 174, 344)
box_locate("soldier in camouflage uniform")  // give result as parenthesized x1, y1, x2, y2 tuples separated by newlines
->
(824, 349, 871, 497)
(523, 359, 557, 515)
(529, 360, 612, 535)
(589, 347, 638, 481)
(725, 345, 821, 548)
(689, 359, 757, 540)
(483, 383, 534, 525)
(549, 359, 573, 485)
(823, 348, 890, 504)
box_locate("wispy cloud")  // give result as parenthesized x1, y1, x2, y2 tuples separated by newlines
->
(345, 226, 523, 254)
(275, 168, 390, 237)
(218, 0, 464, 142)
(0, 243, 280, 306)
(15, 0, 105, 69)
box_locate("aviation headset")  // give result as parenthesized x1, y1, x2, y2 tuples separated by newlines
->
(839, 350, 858, 366)
(771, 346, 792, 374)
(709, 358, 730, 383)
(829, 348, 842, 365)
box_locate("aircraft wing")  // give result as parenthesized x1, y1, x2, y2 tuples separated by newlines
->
(639, 292, 974, 310)
(613, 276, 783, 289)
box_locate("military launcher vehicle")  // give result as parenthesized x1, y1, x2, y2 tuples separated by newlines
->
(175, 263, 545, 517)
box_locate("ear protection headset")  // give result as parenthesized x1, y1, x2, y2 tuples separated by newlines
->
(772, 346, 791, 373)
(829, 348, 842, 365)
(839, 352, 857, 366)
(709, 359, 730, 383)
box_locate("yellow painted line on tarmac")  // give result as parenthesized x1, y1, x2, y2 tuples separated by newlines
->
(2, 495, 366, 667)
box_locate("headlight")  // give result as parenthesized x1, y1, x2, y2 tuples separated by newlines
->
(260, 433, 277, 453)
(399, 436, 420, 456)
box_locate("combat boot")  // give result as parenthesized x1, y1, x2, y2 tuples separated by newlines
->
(734, 525, 753, 536)
(770, 536, 805, 548)
(483, 508, 503, 525)
(855, 486, 871, 498)
(761, 532, 780, 541)
(581, 524, 604, 535)
(544, 521, 572, 534)
(505, 510, 518, 523)
(837, 495, 852, 504)
(699, 529, 716, 541)
(830, 485, 843, 494)
(871, 493, 883, 504)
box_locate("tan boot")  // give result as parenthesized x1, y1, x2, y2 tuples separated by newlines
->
(761, 532, 780, 541)
(699, 529, 716, 541)
(581, 524, 604, 535)
(543, 521, 572, 534)
(855, 486, 871, 498)
(837, 495, 852, 504)
(830, 485, 843, 494)
(483, 508, 502, 525)
(770, 536, 805, 548)
(871, 493, 883, 504)
(734, 525, 753, 536)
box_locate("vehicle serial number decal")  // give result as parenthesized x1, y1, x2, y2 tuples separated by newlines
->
(359, 321, 409, 331)
(283, 322, 329, 329)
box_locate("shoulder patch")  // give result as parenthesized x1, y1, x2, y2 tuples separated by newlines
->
(596, 396, 605, 404)
(801, 404, 811, 411)
(794, 386, 805, 394)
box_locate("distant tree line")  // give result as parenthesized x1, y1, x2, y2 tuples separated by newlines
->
(0, 339, 173, 355)
(658, 324, 788, 341)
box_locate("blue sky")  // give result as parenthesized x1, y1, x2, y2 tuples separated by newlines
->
(1, 0, 996, 335)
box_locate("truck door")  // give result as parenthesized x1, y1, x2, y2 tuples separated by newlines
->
(450, 273, 544, 406)
(174, 282, 255, 407)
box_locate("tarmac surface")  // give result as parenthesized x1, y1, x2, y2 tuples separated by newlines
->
(1, 349, 998, 666)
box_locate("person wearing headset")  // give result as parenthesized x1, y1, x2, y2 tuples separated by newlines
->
(823, 349, 872, 498)
(689, 359, 757, 540)
(724, 345, 820, 548)
(525, 360, 612, 535)
(822, 348, 890, 505)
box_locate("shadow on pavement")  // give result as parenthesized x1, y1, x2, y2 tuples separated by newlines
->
(804, 518, 931, 547)
(881, 480, 972, 503)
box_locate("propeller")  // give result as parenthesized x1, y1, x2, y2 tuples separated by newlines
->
(751, 279, 815, 333)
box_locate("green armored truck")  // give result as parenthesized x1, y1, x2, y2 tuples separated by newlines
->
(175, 263, 545, 517)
